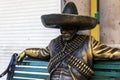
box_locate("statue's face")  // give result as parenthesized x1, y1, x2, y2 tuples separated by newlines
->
(60, 27, 77, 41)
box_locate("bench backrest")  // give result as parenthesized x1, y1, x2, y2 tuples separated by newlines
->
(92, 60, 120, 80)
(14, 59, 120, 80)
(13, 58, 49, 80)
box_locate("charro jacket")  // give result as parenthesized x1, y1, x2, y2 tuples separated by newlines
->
(37, 34, 120, 80)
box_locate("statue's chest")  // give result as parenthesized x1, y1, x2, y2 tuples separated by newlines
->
(51, 42, 87, 59)
(50, 35, 88, 59)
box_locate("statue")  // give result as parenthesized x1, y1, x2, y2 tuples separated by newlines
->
(17, 2, 120, 80)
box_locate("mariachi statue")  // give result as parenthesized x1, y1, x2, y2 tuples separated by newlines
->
(17, 2, 120, 80)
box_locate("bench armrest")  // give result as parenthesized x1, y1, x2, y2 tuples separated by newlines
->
(0, 53, 18, 78)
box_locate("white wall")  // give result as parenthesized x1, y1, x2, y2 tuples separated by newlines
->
(100, 0, 120, 48)
(0, 0, 61, 80)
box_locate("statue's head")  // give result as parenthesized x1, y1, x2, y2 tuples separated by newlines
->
(41, 2, 98, 41)
(60, 2, 78, 41)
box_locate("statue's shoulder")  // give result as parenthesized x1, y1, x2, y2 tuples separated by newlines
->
(78, 34, 90, 38)
(50, 35, 62, 43)
(78, 34, 94, 43)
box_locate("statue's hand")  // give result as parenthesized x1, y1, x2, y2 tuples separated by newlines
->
(16, 51, 26, 65)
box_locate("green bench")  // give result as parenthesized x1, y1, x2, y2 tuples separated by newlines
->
(92, 60, 120, 80)
(1, 53, 120, 80)
(14, 59, 49, 80)
(0, 53, 49, 80)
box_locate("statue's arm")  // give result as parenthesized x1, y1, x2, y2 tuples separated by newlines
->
(17, 46, 50, 63)
(91, 37, 120, 60)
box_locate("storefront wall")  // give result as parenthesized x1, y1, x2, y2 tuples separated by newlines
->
(100, 0, 120, 47)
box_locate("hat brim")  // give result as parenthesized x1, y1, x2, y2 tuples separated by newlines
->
(41, 14, 98, 30)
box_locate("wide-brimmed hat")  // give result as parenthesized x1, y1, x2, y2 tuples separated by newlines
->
(41, 2, 98, 30)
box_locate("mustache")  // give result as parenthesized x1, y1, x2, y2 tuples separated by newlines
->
(62, 34, 72, 37)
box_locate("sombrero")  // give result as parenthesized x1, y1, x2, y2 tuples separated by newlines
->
(41, 2, 98, 30)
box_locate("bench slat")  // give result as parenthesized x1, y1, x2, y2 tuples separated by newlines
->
(15, 66, 48, 73)
(13, 77, 46, 80)
(94, 64, 120, 70)
(14, 72, 49, 79)
(94, 60, 120, 65)
(91, 78, 116, 80)
(94, 71, 120, 77)
(21, 61, 48, 66)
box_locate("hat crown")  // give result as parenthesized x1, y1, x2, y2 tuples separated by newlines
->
(62, 2, 78, 14)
